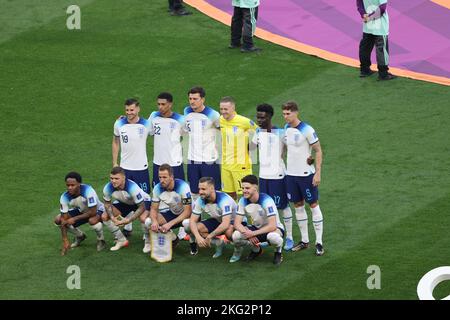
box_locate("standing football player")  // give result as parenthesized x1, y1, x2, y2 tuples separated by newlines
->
(183, 87, 222, 200)
(219, 96, 258, 200)
(251, 103, 296, 251)
(112, 98, 152, 237)
(282, 101, 325, 256)
(148, 92, 189, 240)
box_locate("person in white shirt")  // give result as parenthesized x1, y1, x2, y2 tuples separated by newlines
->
(102, 167, 151, 252)
(143, 164, 192, 254)
(182, 177, 236, 258)
(251, 103, 296, 251)
(112, 98, 152, 237)
(282, 101, 324, 256)
(232, 175, 285, 265)
(55, 172, 105, 255)
(183, 87, 221, 199)
(148, 92, 185, 187)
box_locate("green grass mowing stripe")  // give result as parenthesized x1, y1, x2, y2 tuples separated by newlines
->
(270, 195, 450, 300)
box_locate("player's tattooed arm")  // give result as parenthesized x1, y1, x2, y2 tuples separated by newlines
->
(117, 203, 145, 225)
(105, 202, 115, 219)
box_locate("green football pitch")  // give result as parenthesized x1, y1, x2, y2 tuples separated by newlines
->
(1, 0, 450, 300)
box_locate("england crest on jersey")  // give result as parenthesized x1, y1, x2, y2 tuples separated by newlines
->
(138, 127, 144, 138)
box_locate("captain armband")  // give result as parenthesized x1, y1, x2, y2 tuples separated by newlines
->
(182, 198, 192, 205)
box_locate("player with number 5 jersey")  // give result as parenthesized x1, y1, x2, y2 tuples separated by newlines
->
(282, 101, 325, 256)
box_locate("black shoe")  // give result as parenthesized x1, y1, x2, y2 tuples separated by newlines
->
(172, 237, 180, 249)
(315, 243, 325, 256)
(273, 252, 283, 266)
(378, 73, 397, 81)
(360, 70, 375, 78)
(190, 242, 198, 255)
(291, 241, 309, 252)
(123, 229, 132, 239)
(245, 247, 263, 261)
(241, 46, 262, 53)
(228, 43, 241, 49)
(171, 8, 192, 16)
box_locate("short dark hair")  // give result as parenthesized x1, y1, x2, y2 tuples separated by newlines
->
(65, 171, 82, 183)
(125, 98, 140, 107)
(110, 166, 125, 176)
(188, 86, 206, 98)
(199, 176, 215, 186)
(159, 163, 174, 176)
(241, 175, 258, 186)
(220, 96, 235, 105)
(256, 103, 274, 118)
(157, 92, 173, 102)
(281, 101, 298, 112)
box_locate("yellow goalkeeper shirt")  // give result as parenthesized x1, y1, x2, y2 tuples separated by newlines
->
(220, 114, 258, 171)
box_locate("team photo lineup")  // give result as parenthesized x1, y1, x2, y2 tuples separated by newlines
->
(57, 86, 325, 265)
(2, 0, 449, 301)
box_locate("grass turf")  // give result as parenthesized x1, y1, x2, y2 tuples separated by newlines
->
(0, 0, 449, 299)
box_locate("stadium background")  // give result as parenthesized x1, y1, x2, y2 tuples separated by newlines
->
(0, 0, 449, 299)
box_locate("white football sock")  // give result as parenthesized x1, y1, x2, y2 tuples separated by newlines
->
(295, 205, 309, 243)
(91, 222, 104, 240)
(141, 222, 150, 244)
(311, 205, 324, 245)
(211, 238, 223, 247)
(178, 227, 187, 239)
(104, 220, 126, 241)
(67, 225, 84, 237)
(282, 207, 293, 240)
(232, 230, 249, 248)
(267, 232, 283, 253)
(182, 219, 196, 243)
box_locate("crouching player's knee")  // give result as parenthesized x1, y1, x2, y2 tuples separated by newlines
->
(232, 230, 244, 243)
(267, 231, 283, 247)
(182, 219, 191, 233)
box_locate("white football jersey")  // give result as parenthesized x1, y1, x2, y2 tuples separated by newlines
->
(152, 179, 192, 215)
(252, 127, 286, 180)
(148, 111, 184, 166)
(113, 117, 152, 171)
(192, 191, 237, 222)
(60, 184, 105, 214)
(283, 121, 318, 177)
(103, 179, 150, 205)
(183, 106, 220, 162)
(237, 193, 284, 230)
